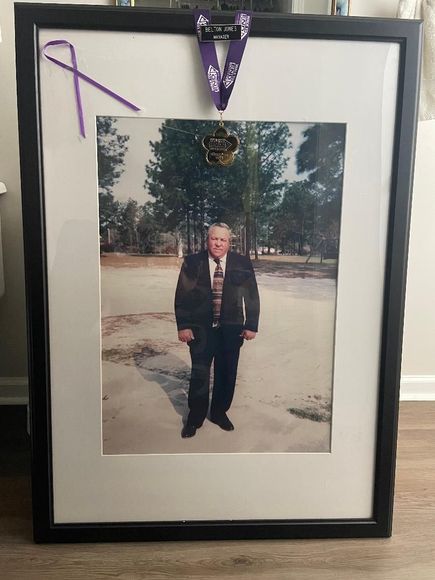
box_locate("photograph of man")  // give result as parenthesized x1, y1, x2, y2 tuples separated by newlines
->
(175, 223, 260, 438)
(99, 117, 343, 455)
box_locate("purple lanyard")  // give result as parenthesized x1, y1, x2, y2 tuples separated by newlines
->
(42, 40, 140, 138)
(193, 10, 252, 113)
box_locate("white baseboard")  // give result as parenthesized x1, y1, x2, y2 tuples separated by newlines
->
(400, 375, 435, 401)
(1, 375, 434, 405)
(0, 377, 29, 405)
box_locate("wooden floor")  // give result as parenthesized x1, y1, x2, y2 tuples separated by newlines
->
(1, 402, 434, 579)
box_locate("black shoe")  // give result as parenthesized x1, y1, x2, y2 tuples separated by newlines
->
(210, 414, 234, 431)
(181, 423, 197, 438)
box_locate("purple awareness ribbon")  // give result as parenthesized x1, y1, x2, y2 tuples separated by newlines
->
(193, 10, 252, 113)
(42, 40, 140, 138)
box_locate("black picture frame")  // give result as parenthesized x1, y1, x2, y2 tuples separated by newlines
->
(15, 3, 422, 543)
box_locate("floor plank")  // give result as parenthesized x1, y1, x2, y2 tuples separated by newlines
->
(1, 402, 434, 579)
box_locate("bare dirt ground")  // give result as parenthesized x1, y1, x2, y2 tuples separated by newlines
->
(101, 254, 336, 455)
(101, 252, 337, 278)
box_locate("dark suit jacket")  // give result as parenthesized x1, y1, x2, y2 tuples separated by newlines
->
(174, 251, 260, 333)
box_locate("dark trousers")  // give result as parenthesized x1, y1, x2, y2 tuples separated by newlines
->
(187, 325, 243, 426)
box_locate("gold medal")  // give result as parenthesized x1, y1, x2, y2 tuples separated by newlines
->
(202, 116, 239, 167)
(194, 9, 252, 167)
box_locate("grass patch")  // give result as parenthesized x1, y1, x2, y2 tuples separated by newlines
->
(287, 403, 331, 423)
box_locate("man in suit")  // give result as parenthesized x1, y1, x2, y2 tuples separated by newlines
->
(175, 223, 260, 438)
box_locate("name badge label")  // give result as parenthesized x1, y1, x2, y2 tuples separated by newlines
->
(200, 24, 242, 42)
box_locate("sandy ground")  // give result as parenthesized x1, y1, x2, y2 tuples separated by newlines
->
(101, 256, 336, 454)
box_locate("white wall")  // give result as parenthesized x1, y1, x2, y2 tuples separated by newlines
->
(353, 0, 435, 398)
(297, 0, 330, 14)
(0, 1, 110, 402)
(1, 0, 434, 400)
(352, 0, 398, 18)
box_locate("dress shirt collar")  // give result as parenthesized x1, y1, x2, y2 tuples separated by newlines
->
(208, 252, 227, 266)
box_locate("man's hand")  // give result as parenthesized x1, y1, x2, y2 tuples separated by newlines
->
(241, 330, 256, 341)
(178, 329, 195, 343)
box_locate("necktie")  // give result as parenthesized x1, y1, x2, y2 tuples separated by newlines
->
(212, 258, 224, 324)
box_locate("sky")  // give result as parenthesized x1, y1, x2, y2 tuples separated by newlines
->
(109, 116, 314, 204)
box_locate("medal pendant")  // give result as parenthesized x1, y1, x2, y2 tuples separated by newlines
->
(202, 124, 239, 167)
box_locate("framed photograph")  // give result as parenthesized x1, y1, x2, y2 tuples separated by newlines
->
(331, 0, 350, 16)
(15, 4, 421, 542)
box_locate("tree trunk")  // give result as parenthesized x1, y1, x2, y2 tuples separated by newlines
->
(193, 214, 197, 253)
(243, 123, 259, 258)
(186, 208, 191, 254)
(191, 200, 199, 253)
(200, 204, 206, 250)
(250, 128, 260, 259)
(254, 215, 259, 260)
(245, 213, 251, 258)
